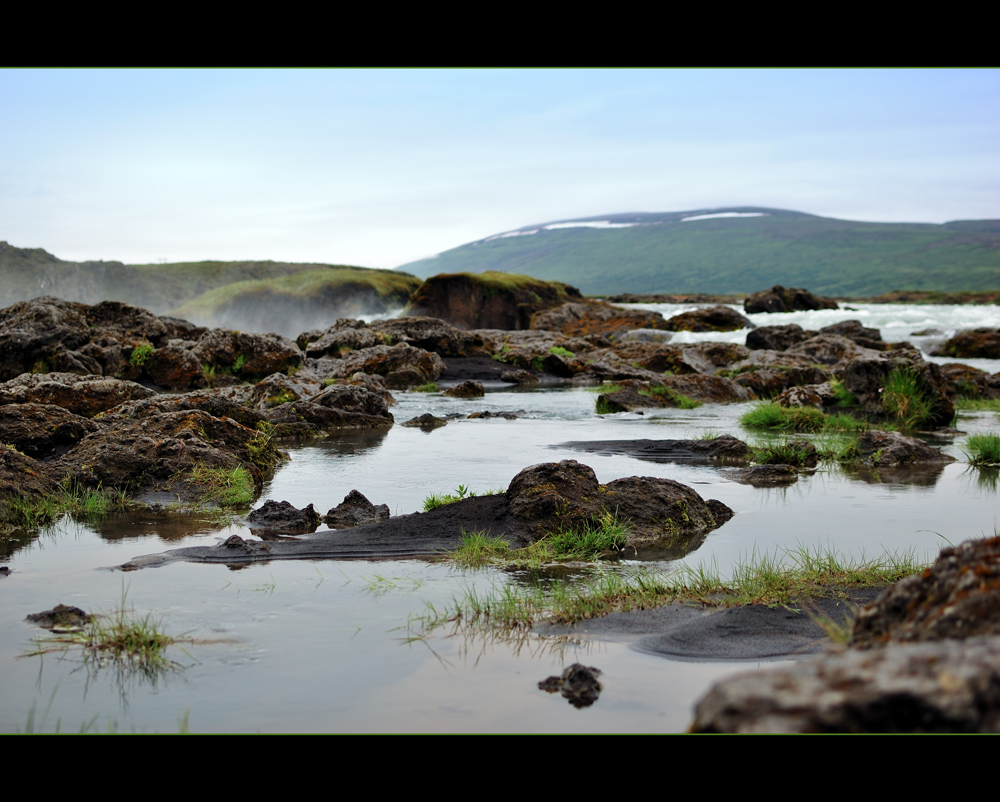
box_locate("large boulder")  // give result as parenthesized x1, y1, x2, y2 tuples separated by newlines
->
(530, 300, 671, 338)
(191, 330, 303, 381)
(841, 430, 956, 468)
(406, 272, 581, 330)
(0, 403, 100, 459)
(370, 317, 497, 357)
(743, 285, 839, 314)
(746, 324, 815, 352)
(840, 352, 954, 429)
(505, 460, 733, 552)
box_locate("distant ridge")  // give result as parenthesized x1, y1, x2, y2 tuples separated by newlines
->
(397, 207, 1000, 297)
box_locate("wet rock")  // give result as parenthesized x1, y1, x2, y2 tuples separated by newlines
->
(538, 663, 603, 708)
(506, 459, 733, 552)
(743, 285, 839, 314)
(0, 373, 155, 417)
(406, 271, 582, 330)
(402, 413, 449, 429)
(145, 343, 207, 390)
(219, 534, 272, 556)
(324, 490, 390, 528)
(678, 342, 751, 375)
(247, 372, 324, 410)
(109, 388, 266, 430)
(26, 604, 92, 630)
(0, 296, 98, 380)
(785, 334, 882, 367)
(329, 343, 444, 389)
(691, 635, 1000, 732)
(733, 464, 799, 486)
(530, 300, 670, 338)
(322, 372, 396, 407)
(745, 324, 815, 352)
(247, 500, 322, 534)
(467, 410, 520, 419)
(818, 320, 888, 351)
(931, 328, 1000, 359)
(852, 536, 1000, 647)
(444, 380, 485, 398)
(843, 430, 955, 468)
(616, 328, 674, 344)
(663, 305, 754, 332)
(659, 374, 753, 404)
(158, 316, 207, 341)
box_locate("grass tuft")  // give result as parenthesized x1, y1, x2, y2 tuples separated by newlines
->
(740, 402, 867, 432)
(881, 367, 936, 430)
(188, 465, 255, 507)
(964, 433, 1000, 466)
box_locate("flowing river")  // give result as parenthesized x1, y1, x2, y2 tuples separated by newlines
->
(2, 303, 998, 732)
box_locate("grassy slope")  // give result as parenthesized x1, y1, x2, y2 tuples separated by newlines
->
(398, 209, 1000, 296)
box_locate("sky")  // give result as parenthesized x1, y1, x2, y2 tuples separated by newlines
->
(1, 68, 997, 269)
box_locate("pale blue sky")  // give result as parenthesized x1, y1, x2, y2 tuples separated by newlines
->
(1, 68, 996, 268)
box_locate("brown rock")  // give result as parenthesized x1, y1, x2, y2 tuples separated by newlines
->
(663, 305, 754, 332)
(743, 285, 838, 314)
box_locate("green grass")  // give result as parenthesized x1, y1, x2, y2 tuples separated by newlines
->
(129, 341, 155, 368)
(954, 398, 1000, 411)
(22, 586, 186, 679)
(881, 367, 936, 430)
(1, 482, 133, 530)
(964, 433, 1000, 466)
(423, 485, 503, 512)
(748, 440, 817, 466)
(187, 465, 256, 507)
(418, 546, 926, 640)
(548, 346, 575, 359)
(413, 382, 439, 393)
(740, 402, 867, 432)
(639, 385, 703, 409)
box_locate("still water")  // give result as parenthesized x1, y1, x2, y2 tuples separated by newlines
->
(1, 304, 998, 732)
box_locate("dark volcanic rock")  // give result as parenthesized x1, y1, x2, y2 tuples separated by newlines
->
(733, 464, 799, 486)
(265, 385, 394, 434)
(852, 536, 1000, 647)
(0, 443, 62, 524)
(325, 490, 390, 528)
(840, 353, 954, 429)
(26, 604, 92, 629)
(559, 435, 751, 466)
(401, 413, 449, 429)
(743, 285, 839, 314)
(938, 363, 1000, 400)
(191, 329, 303, 381)
(370, 316, 496, 357)
(506, 460, 733, 553)
(663, 305, 754, 333)
(247, 500, 321, 534)
(0, 403, 100, 459)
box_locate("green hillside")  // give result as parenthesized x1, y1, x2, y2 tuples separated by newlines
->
(398, 208, 1000, 297)
(0, 242, 420, 335)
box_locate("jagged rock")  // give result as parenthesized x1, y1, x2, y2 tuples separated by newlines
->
(852, 536, 1000, 647)
(775, 382, 835, 409)
(264, 385, 394, 433)
(840, 353, 954, 429)
(743, 285, 839, 314)
(324, 490, 390, 528)
(499, 369, 538, 384)
(327, 343, 444, 389)
(26, 604, 92, 629)
(785, 334, 882, 367)
(0, 443, 62, 525)
(938, 363, 1000, 400)
(302, 319, 385, 358)
(247, 500, 321, 534)
(733, 464, 799, 486)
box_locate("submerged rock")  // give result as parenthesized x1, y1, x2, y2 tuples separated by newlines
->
(663, 305, 754, 333)
(444, 380, 485, 398)
(26, 604, 92, 630)
(931, 327, 1000, 360)
(538, 664, 603, 708)
(842, 430, 956, 468)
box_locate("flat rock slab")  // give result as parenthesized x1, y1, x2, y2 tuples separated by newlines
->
(119, 495, 519, 569)
(557, 436, 750, 465)
(540, 589, 884, 661)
